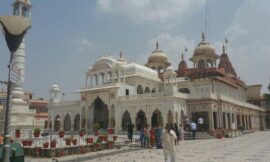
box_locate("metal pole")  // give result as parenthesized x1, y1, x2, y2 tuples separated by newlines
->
(3, 51, 14, 162)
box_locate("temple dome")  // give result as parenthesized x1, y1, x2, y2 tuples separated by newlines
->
(193, 33, 216, 57)
(51, 83, 60, 92)
(145, 41, 171, 72)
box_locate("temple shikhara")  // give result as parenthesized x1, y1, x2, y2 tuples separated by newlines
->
(49, 33, 266, 135)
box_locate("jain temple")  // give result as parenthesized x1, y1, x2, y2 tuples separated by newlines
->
(49, 33, 266, 134)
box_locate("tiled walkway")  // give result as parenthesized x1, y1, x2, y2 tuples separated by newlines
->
(26, 131, 270, 162)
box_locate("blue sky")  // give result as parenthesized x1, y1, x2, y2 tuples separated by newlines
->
(0, 0, 269, 100)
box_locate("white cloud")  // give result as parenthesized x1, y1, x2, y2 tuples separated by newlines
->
(224, 0, 270, 91)
(75, 38, 95, 52)
(96, 0, 205, 25)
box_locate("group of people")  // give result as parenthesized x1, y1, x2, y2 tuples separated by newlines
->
(126, 117, 203, 162)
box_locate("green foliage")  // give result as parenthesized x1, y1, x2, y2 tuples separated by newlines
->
(264, 93, 270, 103)
(34, 128, 41, 132)
(93, 123, 100, 130)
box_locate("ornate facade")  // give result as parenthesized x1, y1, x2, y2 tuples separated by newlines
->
(49, 34, 266, 134)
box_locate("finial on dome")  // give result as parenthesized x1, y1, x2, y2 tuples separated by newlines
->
(156, 41, 159, 51)
(202, 32, 205, 41)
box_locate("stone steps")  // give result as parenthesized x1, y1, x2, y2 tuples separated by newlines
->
(184, 131, 214, 140)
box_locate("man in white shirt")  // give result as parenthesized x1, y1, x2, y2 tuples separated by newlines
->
(190, 121, 197, 140)
(162, 123, 177, 162)
(198, 117, 204, 131)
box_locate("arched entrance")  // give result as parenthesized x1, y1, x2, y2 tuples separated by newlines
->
(122, 111, 131, 131)
(64, 114, 71, 131)
(94, 97, 109, 129)
(74, 114, 80, 131)
(54, 115, 60, 131)
(151, 109, 163, 127)
(167, 110, 173, 124)
(136, 110, 147, 131)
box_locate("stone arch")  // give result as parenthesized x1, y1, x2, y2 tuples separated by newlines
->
(151, 88, 156, 93)
(206, 59, 213, 67)
(107, 71, 112, 83)
(92, 74, 97, 86)
(137, 85, 143, 94)
(145, 87, 150, 93)
(158, 66, 164, 73)
(167, 110, 173, 124)
(151, 109, 163, 127)
(136, 110, 147, 131)
(93, 97, 109, 129)
(54, 115, 61, 131)
(74, 113, 80, 131)
(64, 114, 71, 131)
(122, 110, 131, 131)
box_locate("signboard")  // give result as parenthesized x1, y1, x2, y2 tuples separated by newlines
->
(10, 63, 22, 86)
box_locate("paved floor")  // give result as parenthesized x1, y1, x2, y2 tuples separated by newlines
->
(26, 131, 270, 162)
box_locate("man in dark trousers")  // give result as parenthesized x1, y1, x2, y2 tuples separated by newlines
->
(127, 123, 134, 143)
(190, 121, 197, 140)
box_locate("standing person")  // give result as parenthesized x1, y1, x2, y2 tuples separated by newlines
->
(190, 121, 197, 140)
(127, 123, 134, 143)
(162, 123, 177, 162)
(198, 117, 204, 131)
(173, 123, 180, 145)
(155, 125, 163, 149)
(150, 127, 156, 147)
(179, 124, 185, 141)
(184, 117, 190, 131)
(144, 124, 150, 148)
(140, 127, 144, 147)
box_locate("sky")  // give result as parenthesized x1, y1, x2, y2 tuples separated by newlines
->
(0, 0, 269, 100)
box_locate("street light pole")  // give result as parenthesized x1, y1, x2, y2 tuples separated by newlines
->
(0, 15, 31, 162)
(2, 51, 14, 162)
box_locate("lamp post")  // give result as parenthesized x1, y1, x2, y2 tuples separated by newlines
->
(0, 15, 31, 162)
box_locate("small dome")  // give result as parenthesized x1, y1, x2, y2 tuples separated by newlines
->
(51, 83, 60, 92)
(166, 66, 174, 73)
(190, 33, 220, 62)
(148, 41, 168, 63)
(15, 0, 31, 5)
(193, 33, 216, 56)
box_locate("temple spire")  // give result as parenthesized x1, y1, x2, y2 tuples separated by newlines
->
(222, 44, 226, 54)
(181, 53, 184, 61)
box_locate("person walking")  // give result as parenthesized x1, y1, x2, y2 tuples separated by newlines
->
(184, 117, 190, 131)
(190, 121, 197, 140)
(162, 123, 177, 162)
